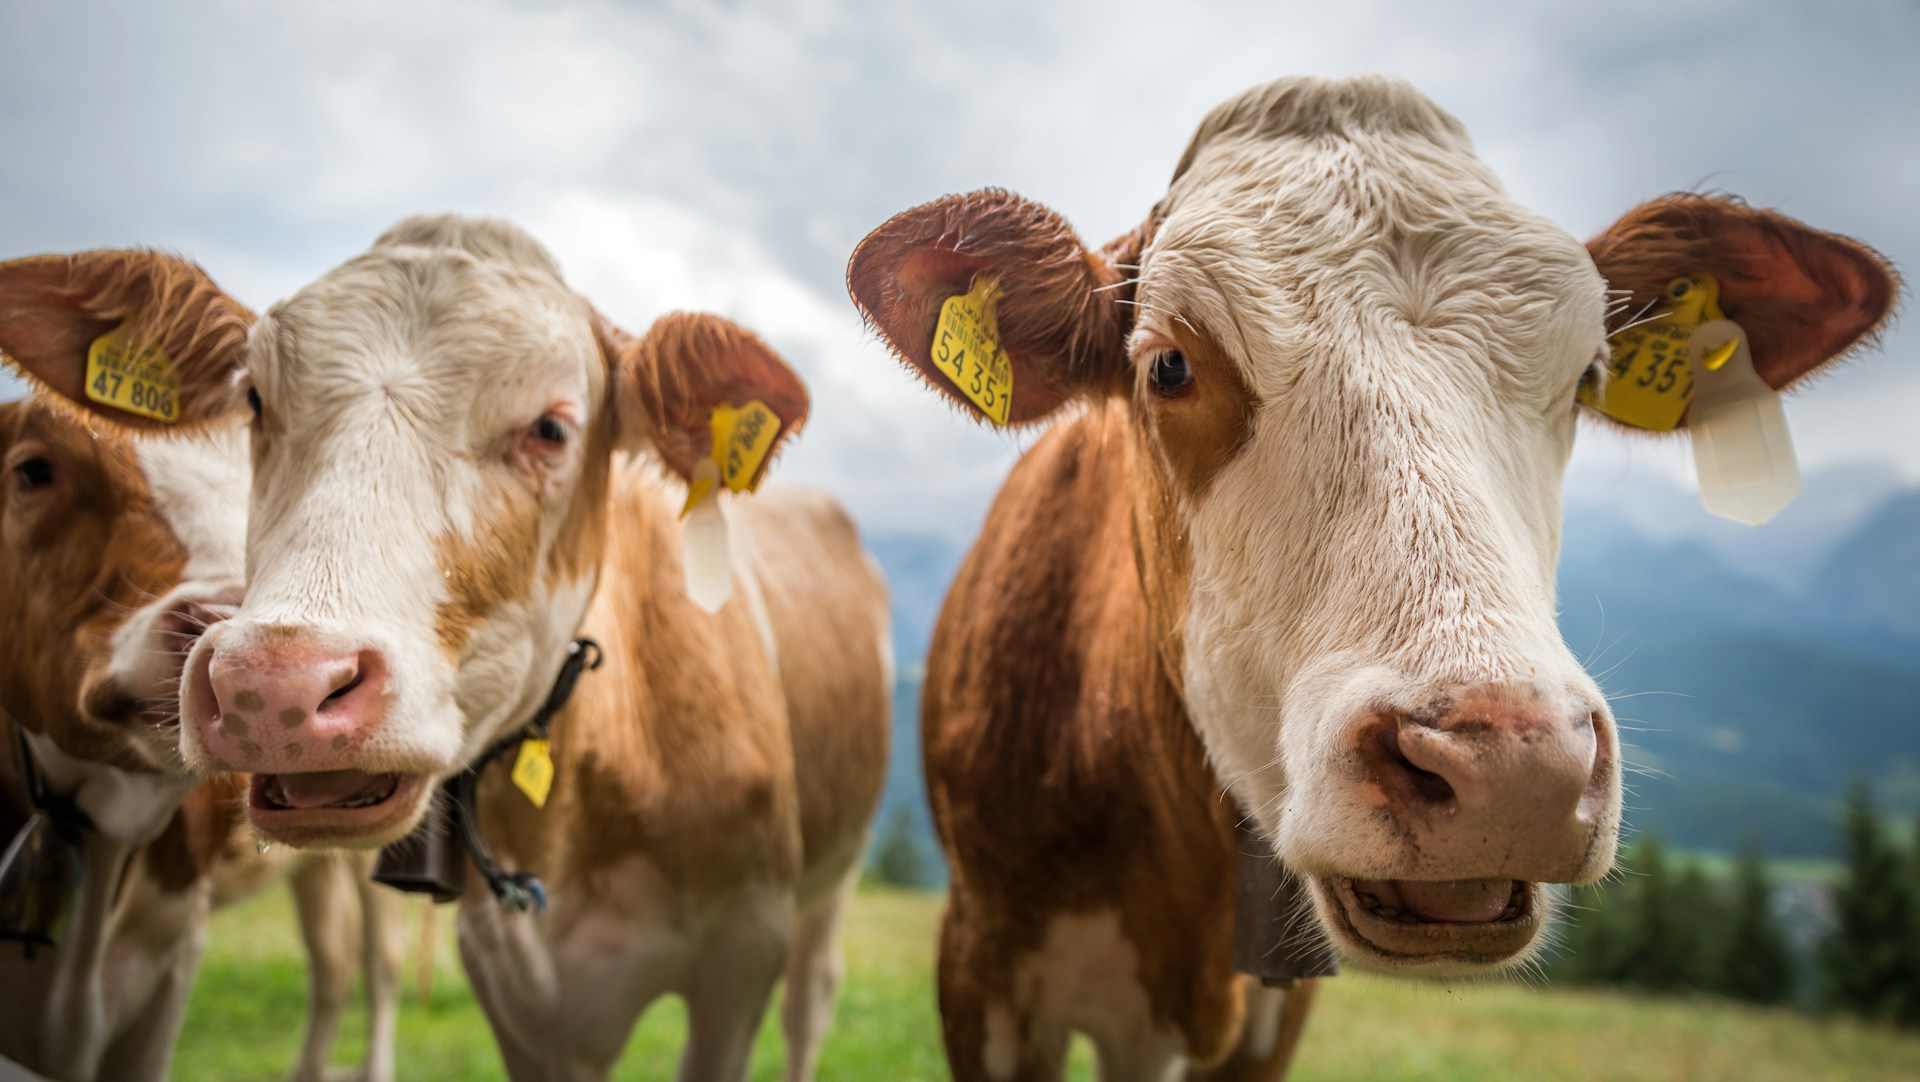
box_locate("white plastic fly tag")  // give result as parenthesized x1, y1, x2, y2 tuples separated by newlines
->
(1685, 320, 1802, 525)
(681, 458, 733, 612)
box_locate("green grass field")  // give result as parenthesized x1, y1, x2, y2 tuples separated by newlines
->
(174, 885, 1920, 1081)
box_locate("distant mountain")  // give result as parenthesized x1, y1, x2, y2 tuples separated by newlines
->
(1567, 460, 1909, 594)
(1811, 490, 1920, 644)
(866, 476, 1920, 864)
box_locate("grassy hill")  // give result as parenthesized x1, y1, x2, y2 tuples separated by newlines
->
(171, 884, 1920, 1081)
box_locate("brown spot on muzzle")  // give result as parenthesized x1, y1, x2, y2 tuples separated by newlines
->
(433, 488, 543, 657)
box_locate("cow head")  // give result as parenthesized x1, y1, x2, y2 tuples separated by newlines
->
(0, 220, 808, 848)
(849, 76, 1898, 972)
(0, 250, 253, 841)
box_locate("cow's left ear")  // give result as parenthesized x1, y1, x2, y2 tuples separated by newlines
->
(1588, 194, 1900, 392)
(599, 310, 810, 484)
(0, 250, 254, 432)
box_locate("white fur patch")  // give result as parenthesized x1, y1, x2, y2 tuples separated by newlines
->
(23, 732, 197, 845)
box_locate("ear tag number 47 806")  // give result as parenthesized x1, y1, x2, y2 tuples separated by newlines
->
(85, 326, 179, 424)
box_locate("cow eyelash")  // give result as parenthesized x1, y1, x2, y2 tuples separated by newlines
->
(12, 457, 55, 491)
(1148, 350, 1196, 396)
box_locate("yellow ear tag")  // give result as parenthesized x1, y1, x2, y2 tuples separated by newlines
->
(930, 275, 1013, 426)
(679, 399, 782, 520)
(85, 326, 180, 424)
(510, 738, 554, 808)
(1579, 273, 1726, 431)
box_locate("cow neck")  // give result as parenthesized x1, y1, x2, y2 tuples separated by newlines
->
(372, 637, 602, 913)
(453, 636, 602, 910)
(0, 726, 91, 957)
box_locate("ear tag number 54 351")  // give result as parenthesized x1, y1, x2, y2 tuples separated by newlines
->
(931, 276, 1013, 426)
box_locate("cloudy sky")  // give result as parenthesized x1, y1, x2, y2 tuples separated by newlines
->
(2, 0, 1913, 541)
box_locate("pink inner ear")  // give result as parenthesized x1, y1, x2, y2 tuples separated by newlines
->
(1717, 216, 1897, 391)
(898, 247, 989, 301)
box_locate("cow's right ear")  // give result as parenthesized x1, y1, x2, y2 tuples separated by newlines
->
(847, 189, 1135, 426)
(0, 250, 254, 432)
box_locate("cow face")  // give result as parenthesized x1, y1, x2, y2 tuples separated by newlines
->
(0, 392, 248, 844)
(0, 223, 808, 848)
(849, 76, 1898, 971)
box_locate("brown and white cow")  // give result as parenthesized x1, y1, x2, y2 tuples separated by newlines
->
(0, 219, 893, 1080)
(0, 385, 400, 1081)
(847, 75, 1899, 1078)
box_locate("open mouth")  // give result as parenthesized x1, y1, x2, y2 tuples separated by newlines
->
(248, 770, 428, 846)
(1322, 875, 1542, 968)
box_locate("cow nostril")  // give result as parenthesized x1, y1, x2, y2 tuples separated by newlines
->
(323, 669, 363, 705)
(1363, 717, 1457, 808)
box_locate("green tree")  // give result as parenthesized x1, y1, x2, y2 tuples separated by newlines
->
(1714, 834, 1794, 1005)
(1555, 879, 1631, 985)
(1619, 834, 1694, 991)
(1669, 860, 1719, 991)
(1823, 782, 1920, 1025)
(867, 806, 936, 889)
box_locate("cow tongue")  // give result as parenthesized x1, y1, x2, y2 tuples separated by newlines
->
(1379, 878, 1515, 923)
(270, 770, 396, 810)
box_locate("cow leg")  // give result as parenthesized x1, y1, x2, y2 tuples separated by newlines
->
(780, 870, 853, 1082)
(1186, 980, 1319, 1082)
(93, 886, 212, 1082)
(41, 835, 136, 1080)
(354, 857, 405, 1082)
(676, 892, 790, 1082)
(288, 856, 358, 1082)
(936, 896, 1069, 1082)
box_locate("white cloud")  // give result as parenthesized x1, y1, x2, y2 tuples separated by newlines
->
(1, 0, 1912, 542)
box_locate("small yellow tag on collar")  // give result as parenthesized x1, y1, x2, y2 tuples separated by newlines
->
(930, 275, 1013, 426)
(678, 400, 782, 519)
(1579, 273, 1727, 431)
(510, 738, 555, 808)
(85, 326, 180, 424)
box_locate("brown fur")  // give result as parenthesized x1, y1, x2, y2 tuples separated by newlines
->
(924, 405, 1293, 1078)
(0, 401, 188, 772)
(474, 473, 890, 913)
(434, 488, 544, 658)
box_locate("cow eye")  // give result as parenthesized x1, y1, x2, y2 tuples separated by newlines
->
(13, 458, 55, 491)
(246, 387, 263, 420)
(531, 414, 567, 444)
(1149, 351, 1195, 396)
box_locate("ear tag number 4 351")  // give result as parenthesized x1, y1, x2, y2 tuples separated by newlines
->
(1580, 273, 1729, 432)
(931, 276, 1013, 426)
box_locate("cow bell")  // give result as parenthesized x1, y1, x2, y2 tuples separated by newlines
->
(1233, 816, 1339, 984)
(372, 792, 466, 903)
(0, 811, 84, 958)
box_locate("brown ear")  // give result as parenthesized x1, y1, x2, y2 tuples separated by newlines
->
(0, 250, 254, 432)
(1588, 195, 1900, 392)
(604, 311, 810, 484)
(846, 189, 1138, 426)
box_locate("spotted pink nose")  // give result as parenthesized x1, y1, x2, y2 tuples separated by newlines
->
(1354, 685, 1615, 882)
(184, 637, 389, 773)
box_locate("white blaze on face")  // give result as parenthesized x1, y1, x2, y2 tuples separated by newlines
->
(183, 217, 607, 779)
(1129, 79, 1615, 875)
(104, 425, 251, 716)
